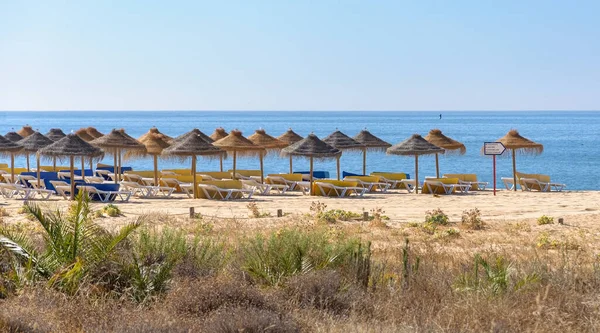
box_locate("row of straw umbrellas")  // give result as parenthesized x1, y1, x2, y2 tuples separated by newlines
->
(0, 125, 543, 197)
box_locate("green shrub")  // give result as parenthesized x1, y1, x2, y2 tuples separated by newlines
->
(461, 208, 485, 230)
(425, 208, 449, 225)
(537, 215, 554, 225)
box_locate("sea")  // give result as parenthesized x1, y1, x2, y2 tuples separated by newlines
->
(1, 111, 598, 190)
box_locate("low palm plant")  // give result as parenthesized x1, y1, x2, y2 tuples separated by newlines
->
(0, 193, 141, 294)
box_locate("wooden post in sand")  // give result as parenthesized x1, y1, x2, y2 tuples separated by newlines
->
(277, 209, 283, 217)
(189, 207, 195, 218)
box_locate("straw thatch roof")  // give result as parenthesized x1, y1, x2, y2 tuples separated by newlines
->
(323, 130, 364, 152)
(162, 132, 225, 160)
(277, 128, 303, 145)
(353, 130, 391, 152)
(139, 127, 174, 144)
(174, 129, 213, 144)
(0, 135, 23, 156)
(75, 128, 95, 142)
(17, 132, 54, 153)
(248, 129, 287, 150)
(86, 127, 104, 139)
(17, 125, 35, 138)
(424, 129, 466, 155)
(90, 129, 146, 152)
(46, 128, 66, 141)
(38, 134, 104, 159)
(495, 129, 543, 155)
(125, 133, 171, 159)
(387, 134, 445, 156)
(213, 130, 265, 157)
(281, 133, 341, 159)
(5, 132, 23, 142)
(209, 128, 228, 141)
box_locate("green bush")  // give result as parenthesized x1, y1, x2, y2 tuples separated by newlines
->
(425, 208, 449, 225)
(537, 215, 554, 225)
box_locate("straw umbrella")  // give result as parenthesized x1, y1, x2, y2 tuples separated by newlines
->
(45, 129, 67, 170)
(323, 130, 365, 179)
(17, 125, 34, 138)
(424, 129, 466, 178)
(125, 133, 170, 186)
(162, 134, 225, 199)
(213, 130, 265, 180)
(494, 129, 543, 192)
(209, 127, 228, 141)
(139, 127, 174, 144)
(38, 134, 104, 199)
(5, 132, 23, 143)
(248, 129, 288, 183)
(0, 135, 23, 183)
(90, 129, 146, 183)
(353, 129, 391, 175)
(281, 134, 341, 195)
(17, 132, 54, 187)
(74, 129, 96, 178)
(173, 129, 221, 171)
(86, 127, 104, 139)
(277, 128, 303, 174)
(387, 134, 444, 194)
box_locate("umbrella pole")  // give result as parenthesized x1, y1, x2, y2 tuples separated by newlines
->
(36, 154, 41, 188)
(70, 156, 75, 200)
(154, 155, 158, 186)
(259, 152, 264, 183)
(336, 156, 340, 180)
(310, 156, 314, 196)
(219, 155, 223, 172)
(435, 153, 440, 178)
(89, 158, 93, 176)
(232, 150, 237, 180)
(289, 155, 293, 174)
(118, 149, 122, 182)
(363, 147, 367, 175)
(81, 157, 85, 181)
(192, 155, 197, 199)
(512, 149, 517, 191)
(53, 157, 56, 171)
(10, 153, 15, 183)
(415, 155, 419, 194)
(26, 155, 30, 172)
(113, 150, 118, 184)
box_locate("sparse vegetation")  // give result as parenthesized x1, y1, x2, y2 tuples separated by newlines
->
(461, 208, 485, 230)
(425, 208, 449, 225)
(310, 201, 361, 224)
(537, 215, 554, 225)
(246, 202, 271, 218)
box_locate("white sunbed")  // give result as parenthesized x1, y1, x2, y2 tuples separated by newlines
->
(423, 180, 471, 195)
(0, 183, 54, 200)
(241, 179, 289, 195)
(344, 178, 391, 192)
(78, 185, 132, 202)
(400, 179, 418, 193)
(160, 178, 194, 197)
(457, 179, 489, 191)
(198, 184, 254, 200)
(315, 182, 367, 197)
(49, 180, 72, 199)
(120, 181, 175, 198)
(501, 177, 518, 190)
(520, 178, 567, 192)
(266, 176, 309, 194)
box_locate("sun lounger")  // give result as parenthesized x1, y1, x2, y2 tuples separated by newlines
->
(315, 182, 367, 197)
(17, 175, 37, 188)
(442, 174, 488, 191)
(423, 180, 471, 195)
(120, 181, 175, 198)
(78, 185, 132, 202)
(0, 183, 54, 200)
(520, 178, 566, 192)
(49, 180, 72, 199)
(160, 178, 193, 197)
(241, 179, 289, 195)
(343, 176, 391, 192)
(198, 184, 254, 200)
(400, 179, 418, 193)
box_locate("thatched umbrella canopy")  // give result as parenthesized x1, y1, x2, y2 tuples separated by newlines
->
(17, 132, 54, 186)
(248, 129, 288, 183)
(424, 129, 466, 178)
(209, 127, 228, 141)
(45, 128, 66, 141)
(387, 134, 445, 194)
(322, 130, 364, 180)
(75, 128, 95, 142)
(174, 129, 223, 170)
(213, 130, 265, 180)
(86, 127, 104, 139)
(38, 134, 104, 199)
(277, 128, 304, 174)
(125, 133, 171, 186)
(162, 133, 225, 199)
(17, 125, 35, 138)
(139, 127, 174, 144)
(282, 134, 341, 195)
(353, 129, 391, 175)
(494, 129, 543, 191)
(5, 132, 23, 143)
(90, 129, 145, 183)
(0, 135, 24, 183)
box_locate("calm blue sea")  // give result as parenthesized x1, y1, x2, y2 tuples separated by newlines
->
(0, 111, 598, 190)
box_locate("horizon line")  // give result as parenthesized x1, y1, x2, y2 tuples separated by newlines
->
(2, 109, 599, 112)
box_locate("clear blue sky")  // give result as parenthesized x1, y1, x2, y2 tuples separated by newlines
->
(1, 1, 599, 111)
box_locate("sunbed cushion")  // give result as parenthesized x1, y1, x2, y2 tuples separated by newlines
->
(313, 180, 360, 197)
(228, 169, 262, 177)
(198, 180, 243, 199)
(422, 178, 459, 194)
(443, 173, 483, 190)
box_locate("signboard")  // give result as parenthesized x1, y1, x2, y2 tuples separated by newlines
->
(484, 142, 506, 155)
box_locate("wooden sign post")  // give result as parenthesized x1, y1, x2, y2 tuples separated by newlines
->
(483, 142, 506, 196)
